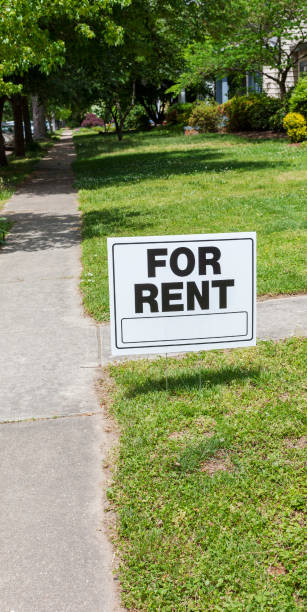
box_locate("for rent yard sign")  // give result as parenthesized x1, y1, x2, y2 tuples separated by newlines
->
(108, 233, 256, 356)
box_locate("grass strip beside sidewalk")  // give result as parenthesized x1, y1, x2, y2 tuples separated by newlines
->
(106, 338, 306, 611)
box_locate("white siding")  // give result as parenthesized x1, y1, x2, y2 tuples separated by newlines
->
(262, 66, 296, 98)
(262, 32, 307, 97)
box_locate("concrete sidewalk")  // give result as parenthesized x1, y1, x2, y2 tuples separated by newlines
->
(99, 295, 307, 364)
(0, 132, 121, 611)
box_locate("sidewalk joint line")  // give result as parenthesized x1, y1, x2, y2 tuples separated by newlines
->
(0, 410, 103, 426)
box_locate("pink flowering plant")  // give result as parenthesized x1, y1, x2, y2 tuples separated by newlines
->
(81, 113, 104, 128)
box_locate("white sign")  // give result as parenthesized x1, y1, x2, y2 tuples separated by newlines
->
(107, 232, 256, 356)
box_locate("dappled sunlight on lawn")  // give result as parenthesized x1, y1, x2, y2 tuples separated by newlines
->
(73, 129, 307, 320)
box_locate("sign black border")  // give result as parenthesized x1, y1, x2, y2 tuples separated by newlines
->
(112, 238, 255, 350)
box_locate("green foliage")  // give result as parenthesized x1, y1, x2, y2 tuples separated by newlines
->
(0, 0, 128, 96)
(173, 1, 307, 99)
(248, 95, 282, 130)
(67, 119, 80, 128)
(124, 104, 150, 130)
(189, 102, 223, 133)
(223, 94, 282, 132)
(283, 112, 307, 142)
(167, 39, 217, 97)
(47, 105, 71, 121)
(166, 103, 194, 126)
(268, 93, 291, 132)
(289, 75, 307, 119)
(108, 338, 307, 610)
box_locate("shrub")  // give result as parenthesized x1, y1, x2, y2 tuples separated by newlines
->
(166, 103, 194, 126)
(67, 119, 80, 128)
(222, 96, 252, 131)
(81, 113, 104, 128)
(189, 102, 222, 132)
(289, 75, 307, 119)
(268, 92, 291, 131)
(223, 94, 282, 131)
(283, 112, 307, 142)
(124, 105, 150, 130)
(248, 94, 282, 130)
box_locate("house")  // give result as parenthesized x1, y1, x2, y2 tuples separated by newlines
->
(215, 40, 307, 103)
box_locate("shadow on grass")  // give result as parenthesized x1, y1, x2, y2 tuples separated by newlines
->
(124, 365, 261, 398)
(74, 130, 150, 155)
(74, 145, 287, 190)
(82, 207, 154, 238)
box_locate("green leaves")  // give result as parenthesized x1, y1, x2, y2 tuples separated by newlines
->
(174, 0, 307, 98)
(0, 0, 129, 95)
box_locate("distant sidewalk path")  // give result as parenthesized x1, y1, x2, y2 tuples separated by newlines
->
(0, 132, 121, 611)
(257, 294, 306, 340)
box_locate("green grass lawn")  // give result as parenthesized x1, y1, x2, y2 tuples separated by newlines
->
(107, 338, 306, 611)
(73, 129, 307, 321)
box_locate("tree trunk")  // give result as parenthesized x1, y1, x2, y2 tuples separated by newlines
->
(112, 112, 123, 142)
(279, 80, 287, 99)
(32, 96, 47, 140)
(117, 126, 123, 141)
(0, 96, 8, 166)
(11, 94, 25, 157)
(22, 96, 33, 146)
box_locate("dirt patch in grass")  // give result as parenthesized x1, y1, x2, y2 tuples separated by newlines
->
(292, 511, 305, 527)
(284, 436, 307, 449)
(195, 415, 216, 433)
(169, 430, 188, 440)
(200, 450, 232, 475)
(267, 564, 287, 577)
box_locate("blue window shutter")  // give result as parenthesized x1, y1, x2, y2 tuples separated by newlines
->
(216, 78, 228, 103)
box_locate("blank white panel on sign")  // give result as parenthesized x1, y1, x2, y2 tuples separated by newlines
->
(121, 312, 248, 344)
(108, 232, 256, 356)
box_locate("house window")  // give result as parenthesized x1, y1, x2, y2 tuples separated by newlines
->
(299, 60, 307, 74)
(247, 72, 262, 93)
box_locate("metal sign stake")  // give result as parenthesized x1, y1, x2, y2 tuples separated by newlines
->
(198, 354, 202, 390)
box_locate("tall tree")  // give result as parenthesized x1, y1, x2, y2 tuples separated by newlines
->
(172, 0, 307, 99)
(22, 96, 33, 146)
(80, 0, 196, 137)
(0, 0, 129, 164)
